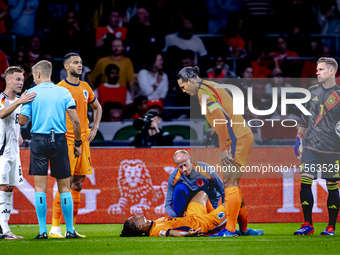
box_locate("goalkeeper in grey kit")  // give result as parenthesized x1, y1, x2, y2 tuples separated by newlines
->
(294, 57, 340, 236)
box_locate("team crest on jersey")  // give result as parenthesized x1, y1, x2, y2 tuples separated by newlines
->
(159, 230, 166, 237)
(300, 163, 305, 172)
(217, 212, 225, 220)
(83, 90, 89, 101)
(327, 95, 336, 105)
(196, 179, 203, 187)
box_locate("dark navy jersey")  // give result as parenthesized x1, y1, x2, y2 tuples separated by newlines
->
(299, 83, 340, 154)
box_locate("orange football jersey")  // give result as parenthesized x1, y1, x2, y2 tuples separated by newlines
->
(197, 79, 252, 151)
(58, 79, 96, 142)
(149, 204, 227, 236)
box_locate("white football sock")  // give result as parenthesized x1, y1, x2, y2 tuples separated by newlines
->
(0, 191, 10, 233)
(6, 191, 12, 226)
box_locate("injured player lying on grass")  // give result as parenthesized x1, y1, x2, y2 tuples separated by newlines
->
(120, 191, 263, 237)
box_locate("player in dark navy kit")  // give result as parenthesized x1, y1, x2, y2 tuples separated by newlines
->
(294, 57, 340, 236)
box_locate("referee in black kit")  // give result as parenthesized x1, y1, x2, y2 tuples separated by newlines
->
(19, 60, 82, 239)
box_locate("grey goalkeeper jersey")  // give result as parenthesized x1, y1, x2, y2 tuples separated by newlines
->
(299, 83, 340, 154)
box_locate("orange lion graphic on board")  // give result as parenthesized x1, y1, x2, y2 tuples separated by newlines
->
(108, 159, 168, 215)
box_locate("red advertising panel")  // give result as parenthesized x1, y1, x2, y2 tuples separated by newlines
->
(10, 148, 336, 224)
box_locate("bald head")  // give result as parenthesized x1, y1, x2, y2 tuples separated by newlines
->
(173, 150, 191, 162)
(173, 150, 192, 176)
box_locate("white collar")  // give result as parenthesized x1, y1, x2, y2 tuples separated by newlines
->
(103, 83, 120, 88)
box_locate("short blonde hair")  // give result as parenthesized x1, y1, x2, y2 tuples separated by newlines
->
(32, 60, 52, 78)
(317, 57, 338, 73)
(4, 66, 24, 79)
(173, 150, 192, 163)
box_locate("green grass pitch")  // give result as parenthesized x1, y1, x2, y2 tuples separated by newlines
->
(1, 223, 339, 255)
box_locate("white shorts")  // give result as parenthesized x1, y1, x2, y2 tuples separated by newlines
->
(0, 156, 23, 186)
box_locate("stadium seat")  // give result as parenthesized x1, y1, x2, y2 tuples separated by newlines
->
(162, 125, 197, 140)
(113, 126, 138, 140)
(93, 131, 104, 141)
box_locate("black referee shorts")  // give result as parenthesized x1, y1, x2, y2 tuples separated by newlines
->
(29, 133, 71, 179)
(301, 148, 340, 181)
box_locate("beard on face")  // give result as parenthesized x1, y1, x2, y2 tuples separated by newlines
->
(70, 69, 82, 78)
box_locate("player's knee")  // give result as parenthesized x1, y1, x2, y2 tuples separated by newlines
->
(71, 180, 83, 191)
(174, 183, 189, 195)
(190, 190, 209, 204)
(0, 184, 10, 192)
(223, 178, 239, 188)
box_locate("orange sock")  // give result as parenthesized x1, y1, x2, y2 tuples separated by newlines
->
(52, 191, 62, 227)
(237, 189, 248, 232)
(238, 206, 248, 232)
(71, 189, 81, 226)
(225, 187, 241, 232)
(206, 200, 214, 213)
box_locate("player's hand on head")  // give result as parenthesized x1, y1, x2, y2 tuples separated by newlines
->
(186, 228, 203, 237)
(19, 90, 36, 104)
(294, 134, 303, 159)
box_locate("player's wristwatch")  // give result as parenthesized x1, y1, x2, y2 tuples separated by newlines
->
(75, 140, 82, 147)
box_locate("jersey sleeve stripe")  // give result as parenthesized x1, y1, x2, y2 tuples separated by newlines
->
(193, 162, 213, 180)
(172, 169, 182, 186)
(166, 229, 172, 237)
(201, 82, 222, 105)
(172, 226, 191, 232)
(89, 95, 97, 104)
(199, 87, 218, 105)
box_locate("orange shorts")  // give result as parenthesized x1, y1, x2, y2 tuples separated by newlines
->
(186, 202, 227, 233)
(67, 140, 93, 176)
(229, 132, 254, 168)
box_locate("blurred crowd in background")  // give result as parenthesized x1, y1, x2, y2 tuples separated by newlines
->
(1, 0, 340, 145)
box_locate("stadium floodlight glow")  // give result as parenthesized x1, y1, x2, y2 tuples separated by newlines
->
(201, 84, 312, 116)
